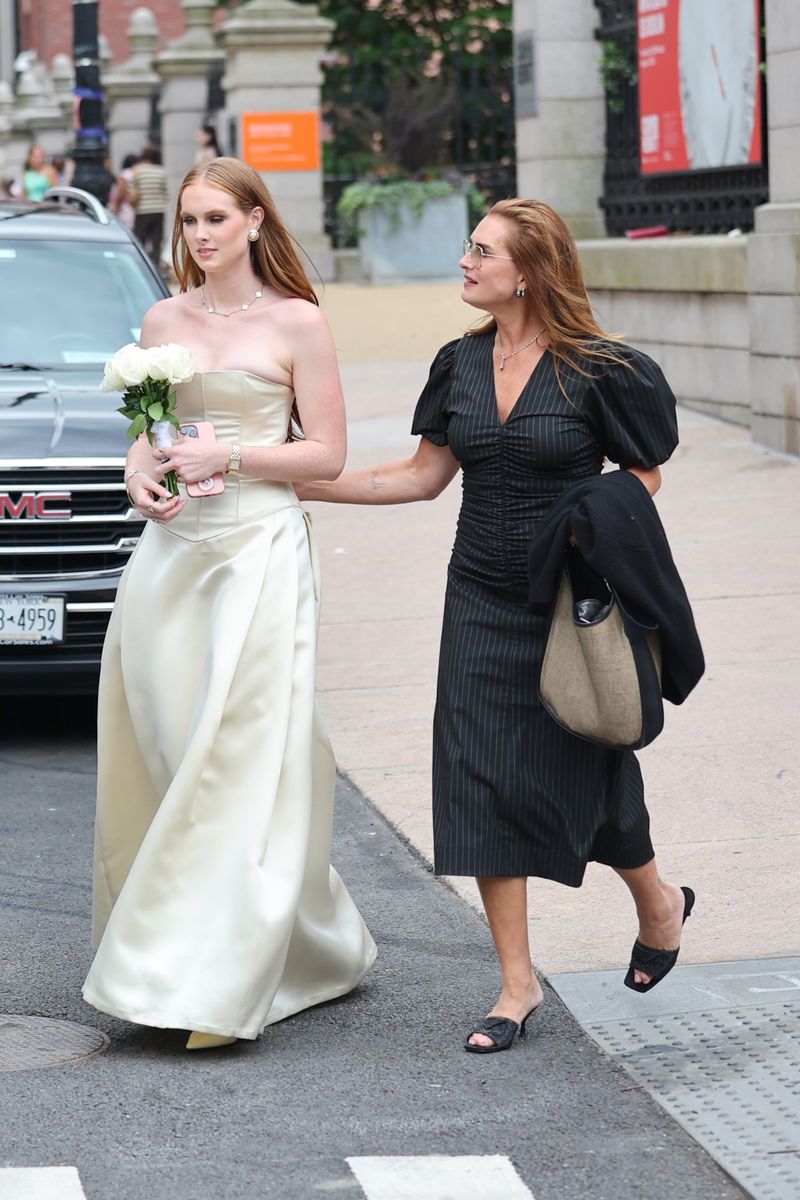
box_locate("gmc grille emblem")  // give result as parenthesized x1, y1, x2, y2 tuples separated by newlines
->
(0, 492, 72, 519)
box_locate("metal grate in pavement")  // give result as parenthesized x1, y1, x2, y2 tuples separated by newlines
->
(550, 958, 800, 1200)
(0, 1015, 109, 1072)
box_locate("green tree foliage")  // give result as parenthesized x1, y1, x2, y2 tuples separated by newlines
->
(295, 0, 513, 175)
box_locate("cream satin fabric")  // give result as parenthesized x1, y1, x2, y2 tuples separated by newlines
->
(83, 371, 376, 1040)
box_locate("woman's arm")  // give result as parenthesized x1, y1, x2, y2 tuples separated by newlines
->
(625, 465, 661, 496)
(297, 435, 460, 505)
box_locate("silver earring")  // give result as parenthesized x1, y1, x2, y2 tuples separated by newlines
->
(248, 228, 260, 242)
(515, 287, 526, 298)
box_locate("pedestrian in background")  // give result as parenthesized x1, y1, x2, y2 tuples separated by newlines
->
(109, 153, 138, 229)
(20, 144, 57, 200)
(131, 145, 168, 269)
(297, 198, 697, 1053)
(194, 122, 221, 166)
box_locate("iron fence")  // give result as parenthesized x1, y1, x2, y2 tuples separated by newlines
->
(595, 0, 768, 235)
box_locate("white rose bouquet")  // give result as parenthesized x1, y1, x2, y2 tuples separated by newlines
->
(101, 343, 195, 496)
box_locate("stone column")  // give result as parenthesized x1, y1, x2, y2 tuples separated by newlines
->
(0, 0, 15, 89)
(747, 0, 800, 456)
(513, 0, 605, 238)
(0, 81, 14, 187)
(156, 0, 224, 227)
(105, 7, 160, 171)
(220, 0, 335, 280)
(13, 59, 70, 162)
(51, 54, 75, 125)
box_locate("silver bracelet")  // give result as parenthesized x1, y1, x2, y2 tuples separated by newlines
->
(124, 468, 144, 505)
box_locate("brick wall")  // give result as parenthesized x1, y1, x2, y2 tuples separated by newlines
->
(17, 0, 186, 69)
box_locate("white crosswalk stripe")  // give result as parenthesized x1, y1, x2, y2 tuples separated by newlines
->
(0, 1157, 535, 1199)
(0, 1167, 87, 1199)
(346, 1155, 536, 1199)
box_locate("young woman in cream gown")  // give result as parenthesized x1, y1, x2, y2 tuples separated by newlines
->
(82, 158, 376, 1049)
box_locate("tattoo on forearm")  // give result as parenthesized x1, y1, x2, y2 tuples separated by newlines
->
(369, 471, 386, 491)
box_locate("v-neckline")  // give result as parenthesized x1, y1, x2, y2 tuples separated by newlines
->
(492, 344, 549, 427)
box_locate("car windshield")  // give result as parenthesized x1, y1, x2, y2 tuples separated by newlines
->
(0, 239, 163, 368)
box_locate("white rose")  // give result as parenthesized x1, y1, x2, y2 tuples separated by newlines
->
(100, 356, 125, 392)
(113, 343, 149, 386)
(163, 343, 195, 384)
(142, 345, 175, 382)
(144, 343, 195, 385)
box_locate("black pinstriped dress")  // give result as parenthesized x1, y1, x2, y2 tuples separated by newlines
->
(411, 332, 679, 885)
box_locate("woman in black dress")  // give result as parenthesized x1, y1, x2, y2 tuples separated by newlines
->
(298, 199, 694, 1051)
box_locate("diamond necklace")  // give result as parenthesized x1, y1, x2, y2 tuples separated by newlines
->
(200, 286, 263, 317)
(496, 327, 546, 370)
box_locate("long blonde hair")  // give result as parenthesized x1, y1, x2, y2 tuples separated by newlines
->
(171, 157, 315, 434)
(472, 198, 627, 382)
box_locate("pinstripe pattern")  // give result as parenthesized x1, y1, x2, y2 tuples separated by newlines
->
(411, 333, 678, 884)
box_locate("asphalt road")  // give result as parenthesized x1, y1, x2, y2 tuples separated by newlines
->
(0, 699, 744, 1200)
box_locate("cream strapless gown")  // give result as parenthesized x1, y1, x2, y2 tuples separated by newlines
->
(83, 371, 376, 1040)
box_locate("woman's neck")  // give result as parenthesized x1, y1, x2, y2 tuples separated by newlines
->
(201, 270, 263, 310)
(493, 306, 548, 352)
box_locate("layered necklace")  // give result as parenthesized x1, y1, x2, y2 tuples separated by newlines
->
(200, 286, 263, 317)
(496, 327, 546, 370)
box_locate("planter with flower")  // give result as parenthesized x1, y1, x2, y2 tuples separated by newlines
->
(338, 172, 484, 283)
(333, 74, 485, 282)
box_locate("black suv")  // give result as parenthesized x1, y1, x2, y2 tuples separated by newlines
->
(0, 188, 168, 694)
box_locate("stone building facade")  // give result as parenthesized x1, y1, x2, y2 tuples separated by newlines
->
(513, 0, 799, 456)
(10, 0, 186, 77)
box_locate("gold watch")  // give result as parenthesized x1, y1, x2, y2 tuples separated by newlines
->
(225, 443, 241, 474)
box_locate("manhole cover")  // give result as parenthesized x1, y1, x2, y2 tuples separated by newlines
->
(0, 1015, 109, 1072)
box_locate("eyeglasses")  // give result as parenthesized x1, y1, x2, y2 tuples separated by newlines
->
(462, 238, 515, 269)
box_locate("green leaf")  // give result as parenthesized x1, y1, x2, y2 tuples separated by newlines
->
(167, 412, 182, 431)
(127, 412, 148, 439)
(147, 403, 164, 421)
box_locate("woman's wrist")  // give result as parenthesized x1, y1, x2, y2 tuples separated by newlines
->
(222, 443, 241, 475)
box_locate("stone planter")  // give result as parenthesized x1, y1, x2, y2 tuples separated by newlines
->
(358, 192, 468, 283)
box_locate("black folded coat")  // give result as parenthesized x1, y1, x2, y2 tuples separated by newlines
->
(527, 470, 704, 706)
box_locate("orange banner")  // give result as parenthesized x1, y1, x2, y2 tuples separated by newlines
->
(241, 112, 320, 173)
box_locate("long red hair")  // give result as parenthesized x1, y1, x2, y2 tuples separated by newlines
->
(171, 157, 315, 434)
(171, 156, 318, 303)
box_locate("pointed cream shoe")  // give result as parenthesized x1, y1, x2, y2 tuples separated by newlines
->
(185, 1031, 237, 1050)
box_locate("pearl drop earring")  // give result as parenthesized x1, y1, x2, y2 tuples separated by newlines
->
(515, 287, 526, 298)
(248, 228, 260, 242)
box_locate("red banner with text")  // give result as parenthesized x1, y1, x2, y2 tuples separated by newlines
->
(638, 0, 762, 175)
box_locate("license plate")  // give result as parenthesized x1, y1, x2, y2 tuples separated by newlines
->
(0, 594, 65, 644)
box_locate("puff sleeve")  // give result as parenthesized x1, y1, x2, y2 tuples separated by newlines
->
(410, 339, 459, 446)
(583, 348, 679, 469)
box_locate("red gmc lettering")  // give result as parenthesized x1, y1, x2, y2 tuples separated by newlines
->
(36, 493, 71, 519)
(0, 492, 72, 519)
(0, 493, 32, 518)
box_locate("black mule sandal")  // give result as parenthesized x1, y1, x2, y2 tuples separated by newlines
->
(624, 886, 696, 993)
(464, 1004, 540, 1054)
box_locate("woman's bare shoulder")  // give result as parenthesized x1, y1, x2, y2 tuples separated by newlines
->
(140, 293, 193, 343)
(268, 295, 328, 333)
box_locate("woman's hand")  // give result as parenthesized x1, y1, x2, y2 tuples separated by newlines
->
(153, 436, 228, 486)
(127, 470, 184, 524)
